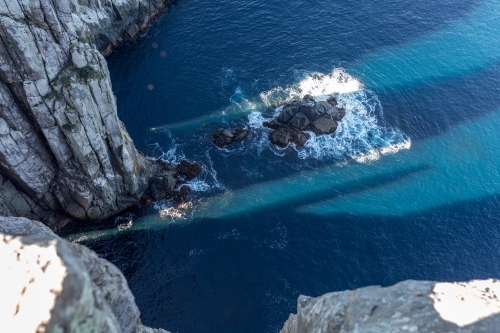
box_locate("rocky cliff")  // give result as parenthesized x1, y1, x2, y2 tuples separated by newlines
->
(0, 0, 179, 225)
(0, 216, 170, 333)
(281, 279, 500, 333)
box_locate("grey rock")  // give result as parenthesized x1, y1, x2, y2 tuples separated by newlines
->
(264, 95, 343, 147)
(0, 216, 170, 333)
(310, 114, 338, 135)
(0, 0, 180, 224)
(281, 279, 500, 333)
(177, 160, 203, 180)
(289, 112, 310, 130)
(213, 127, 250, 147)
(327, 96, 338, 107)
(269, 127, 310, 148)
(150, 175, 177, 200)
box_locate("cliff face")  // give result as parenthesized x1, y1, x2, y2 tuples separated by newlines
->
(281, 279, 500, 333)
(0, 216, 170, 333)
(0, 0, 175, 224)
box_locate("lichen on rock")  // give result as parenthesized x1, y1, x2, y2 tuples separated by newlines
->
(281, 279, 500, 333)
(0, 0, 184, 225)
(0, 216, 170, 333)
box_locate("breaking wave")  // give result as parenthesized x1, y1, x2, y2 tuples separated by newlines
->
(249, 68, 410, 161)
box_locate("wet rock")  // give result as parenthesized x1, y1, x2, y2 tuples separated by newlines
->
(289, 112, 310, 130)
(212, 127, 250, 147)
(177, 160, 202, 180)
(269, 127, 310, 148)
(264, 95, 345, 147)
(327, 96, 338, 106)
(310, 114, 338, 135)
(173, 186, 191, 202)
(149, 175, 176, 201)
(232, 127, 250, 142)
(213, 129, 234, 147)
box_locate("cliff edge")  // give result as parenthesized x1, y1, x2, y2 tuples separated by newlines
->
(0, 0, 177, 225)
(281, 279, 500, 333)
(0, 216, 170, 333)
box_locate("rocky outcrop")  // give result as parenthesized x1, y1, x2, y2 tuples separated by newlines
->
(0, 216, 170, 333)
(72, 0, 173, 56)
(212, 127, 250, 147)
(281, 279, 500, 333)
(0, 0, 181, 225)
(264, 95, 345, 147)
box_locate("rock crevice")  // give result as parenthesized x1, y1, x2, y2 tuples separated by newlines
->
(0, 216, 170, 333)
(0, 0, 181, 225)
(281, 280, 500, 333)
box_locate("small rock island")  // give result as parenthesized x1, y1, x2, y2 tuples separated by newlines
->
(264, 95, 345, 147)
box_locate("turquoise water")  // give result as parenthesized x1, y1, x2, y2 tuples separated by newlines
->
(61, 0, 500, 332)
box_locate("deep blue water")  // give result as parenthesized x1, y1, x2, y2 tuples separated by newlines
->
(60, 0, 500, 332)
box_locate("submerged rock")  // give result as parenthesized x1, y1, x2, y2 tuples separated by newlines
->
(281, 279, 500, 333)
(264, 95, 345, 147)
(213, 127, 250, 147)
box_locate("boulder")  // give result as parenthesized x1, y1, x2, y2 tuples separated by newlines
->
(264, 95, 345, 147)
(327, 96, 338, 106)
(149, 175, 177, 200)
(269, 127, 310, 148)
(289, 112, 310, 130)
(310, 114, 338, 135)
(177, 160, 203, 180)
(212, 127, 250, 147)
(173, 186, 191, 202)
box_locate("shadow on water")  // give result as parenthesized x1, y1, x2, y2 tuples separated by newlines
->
(79, 192, 500, 333)
(379, 61, 500, 141)
(59, 0, 500, 332)
(107, 0, 483, 145)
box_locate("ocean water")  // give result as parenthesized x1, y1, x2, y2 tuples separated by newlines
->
(60, 0, 500, 332)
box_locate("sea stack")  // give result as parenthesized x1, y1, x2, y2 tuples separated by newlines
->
(264, 95, 345, 147)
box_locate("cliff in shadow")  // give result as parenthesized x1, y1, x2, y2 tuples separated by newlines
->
(0, 0, 181, 226)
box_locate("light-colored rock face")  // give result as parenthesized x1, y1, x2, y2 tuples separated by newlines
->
(0, 0, 174, 224)
(0, 216, 169, 333)
(281, 280, 500, 333)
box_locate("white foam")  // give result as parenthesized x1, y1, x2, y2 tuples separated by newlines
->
(249, 68, 410, 162)
(260, 68, 362, 106)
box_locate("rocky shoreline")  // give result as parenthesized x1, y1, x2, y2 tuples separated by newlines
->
(0, 0, 190, 227)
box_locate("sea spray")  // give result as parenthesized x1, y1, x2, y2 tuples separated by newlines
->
(250, 69, 410, 161)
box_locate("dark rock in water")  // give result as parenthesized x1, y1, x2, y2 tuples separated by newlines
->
(213, 129, 234, 147)
(289, 112, 310, 130)
(173, 186, 191, 202)
(233, 127, 250, 142)
(310, 114, 338, 135)
(327, 96, 338, 106)
(264, 95, 345, 147)
(269, 127, 310, 148)
(140, 194, 153, 207)
(212, 127, 250, 147)
(177, 160, 202, 180)
(149, 175, 177, 200)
